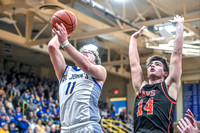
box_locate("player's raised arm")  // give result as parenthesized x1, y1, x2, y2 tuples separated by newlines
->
(48, 35, 66, 82)
(166, 15, 184, 100)
(129, 26, 146, 94)
(53, 23, 106, 83)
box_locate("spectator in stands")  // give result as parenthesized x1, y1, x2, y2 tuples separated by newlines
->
(43, 89, 49, 101)
(0, 113, 7, 127)
(101, 108, 108, 118)
(17, 115, 30, 133)
(28, 118, 36, 133)
(5, 83, 12, 94)
(35, 119, 45, 133)
(0, 69, 68, 132)
(30, 93, 37, 104)
(55, 124, 60, 133)
(44, 107, 54, 119)
(8, 122, 18, 133)
(27, 126, 32, 133)
(46, 97, 54, 112)
(37, 106, 45, 119)
(0, 99, 4, 109)
(0, 123, 9, 133)
(50, 124, 60, 133)
(115, 114, 121, 121)
(52, 105, 59, 124)
(27, 111, 34, 121)
(11, 77, 17, 86)
(50, 124, 56, 133)
(54, 100, 60, 115)
(41, 97, 46, 107)
(0, 84, 6, 98)
(34, 127, 39, 133)
(110, 104, 116, 118)
(10, 83, 19, 96)
(126, 117, 133, 128)
(33, 111, 38, 122)
(28, 98, 37, 113)
(15, 107, 23, 121)
(48, 91, 54, 101)
(5, 97, 14, 111)
(44, 126, 50, 133)
(3, 100, 9, 112)
(46, 120, 53, 132)
(127, 111, 133, 124)
(12, 91, 21, 109)
(7, 109, 15, 123)
(119, 109, 126, 123)
(37, 84, 43, 97)
(52, 91, 59, 102)
(24, 78, 31, 90)
(17, 80, 25, 91)
(34, 91, 40, 105)
(0, 106, 7, 115)
(0, 75, 7, 87)
(5, 115, 10, 125)
(21, 91, 30, 103)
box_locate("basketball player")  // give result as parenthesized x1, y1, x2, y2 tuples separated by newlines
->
(48, 23, 107, 133)
(177, 109, 199, 133)
(129, 15, 184, 133)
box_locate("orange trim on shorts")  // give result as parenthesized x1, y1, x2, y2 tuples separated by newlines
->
(161, 82, 176, 104)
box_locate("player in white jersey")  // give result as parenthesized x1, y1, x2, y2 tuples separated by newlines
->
(48, 23, 107, 133)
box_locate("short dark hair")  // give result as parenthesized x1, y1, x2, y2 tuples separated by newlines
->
(79, 47, 101, 65)
(146, 55, 169, 74)
(1, 113, 6, 116)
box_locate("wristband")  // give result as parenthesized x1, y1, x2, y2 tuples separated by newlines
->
(60, 40, 70, 48)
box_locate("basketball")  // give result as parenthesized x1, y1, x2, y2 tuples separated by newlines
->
(50, 10, 77, 34)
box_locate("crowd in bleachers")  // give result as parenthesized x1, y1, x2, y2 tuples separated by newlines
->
(98, 102, 133, 130)
(0, 68, 133, 133)
(0, 68, 60, 133)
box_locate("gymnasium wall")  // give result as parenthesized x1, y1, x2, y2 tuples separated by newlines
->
(100, 73, 128, 103)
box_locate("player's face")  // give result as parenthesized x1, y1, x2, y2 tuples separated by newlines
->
(81, 51, 96, 64)
(147, 60, 167, 79)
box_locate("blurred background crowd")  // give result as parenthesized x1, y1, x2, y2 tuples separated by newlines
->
(0, 68, 133, 133)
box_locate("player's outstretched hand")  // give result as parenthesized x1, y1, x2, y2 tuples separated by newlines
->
(169, 15, 184, 25)
(53, 23, 69, 44)
(131, 26, 146, 39)
(185, 109, 199, 132)
(177, 109, 199, 133)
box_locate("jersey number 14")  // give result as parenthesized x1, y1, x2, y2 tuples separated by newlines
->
(137, 98, 153, 116)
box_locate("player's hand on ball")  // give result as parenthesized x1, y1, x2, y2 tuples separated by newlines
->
(53, 23, 69, 44)
(131, 26, 146, 39)
(50, 10, 77, 34)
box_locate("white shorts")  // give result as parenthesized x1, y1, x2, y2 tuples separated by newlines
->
(61, 121, 102, 133)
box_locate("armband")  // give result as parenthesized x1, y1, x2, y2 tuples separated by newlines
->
(60, 40, 70, 48)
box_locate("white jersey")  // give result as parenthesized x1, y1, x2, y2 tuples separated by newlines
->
(59, 66, 102, 127)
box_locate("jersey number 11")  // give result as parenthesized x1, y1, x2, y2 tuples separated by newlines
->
(65, 81, 76, 95)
